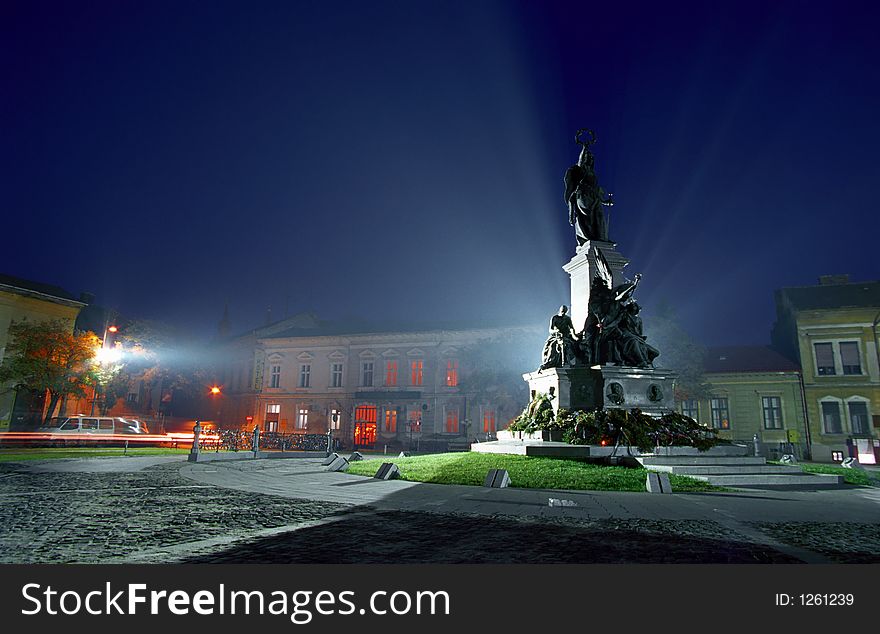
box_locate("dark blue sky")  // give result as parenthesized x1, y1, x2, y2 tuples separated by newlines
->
(2, 0, 878, 344)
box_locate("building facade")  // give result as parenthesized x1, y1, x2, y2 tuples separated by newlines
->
(772, 276, 880, 462)
(0, 273, 86, 430)
(681, 346, 808, 459)
(215, 315, 534, 451)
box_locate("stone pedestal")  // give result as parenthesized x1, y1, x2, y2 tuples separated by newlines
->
(523, 365, 677, 417)
(562, 240, 629, 332)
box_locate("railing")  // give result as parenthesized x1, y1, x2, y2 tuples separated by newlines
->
(214, 430, 330, 452)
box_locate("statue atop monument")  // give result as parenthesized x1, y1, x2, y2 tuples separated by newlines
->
(564, 129, 614, 245)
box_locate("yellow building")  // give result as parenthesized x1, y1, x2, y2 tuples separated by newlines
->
(0, 273, 86, 430)
(772, 275, 880, 462)
(681, 346, 808, 459)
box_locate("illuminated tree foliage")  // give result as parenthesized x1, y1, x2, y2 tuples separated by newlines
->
(0, 319, 100, 423)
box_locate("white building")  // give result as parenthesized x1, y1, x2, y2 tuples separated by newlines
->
(214, 313, 537, 451)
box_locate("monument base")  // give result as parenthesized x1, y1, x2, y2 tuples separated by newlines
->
(523, 365, 677, 417)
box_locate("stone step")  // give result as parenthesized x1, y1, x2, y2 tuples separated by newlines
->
(647, 464, 804, 475)
(686, 473, 844, 487)
(638, 456, 767, 466)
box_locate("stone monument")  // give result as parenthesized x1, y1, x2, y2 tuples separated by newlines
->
(523, 129, 676, 417)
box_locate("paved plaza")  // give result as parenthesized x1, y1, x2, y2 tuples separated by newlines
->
(1, 455, 879, 564)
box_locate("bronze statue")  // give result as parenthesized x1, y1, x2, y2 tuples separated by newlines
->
(564, 129, 614, 245)
(539, 305, 579, 370)
(578, 251, 658, 368)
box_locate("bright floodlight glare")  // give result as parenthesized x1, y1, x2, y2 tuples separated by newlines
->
(94, 347, 122, 364)
(107, 325, 118, 333)
(210, 386, 221, 395)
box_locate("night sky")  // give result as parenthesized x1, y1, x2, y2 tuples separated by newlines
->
(3, 0, 878, 344)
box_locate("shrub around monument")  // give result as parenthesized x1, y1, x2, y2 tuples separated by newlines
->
(509, 404, 719, 452)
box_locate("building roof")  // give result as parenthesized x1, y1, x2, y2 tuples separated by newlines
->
(776, 279, 880, 312)
(0, 272, 84, 305)
(704, 345, 800, 374)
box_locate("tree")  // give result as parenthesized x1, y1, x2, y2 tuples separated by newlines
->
(0, 319, 100, 424)
(642, 302, 712, 401)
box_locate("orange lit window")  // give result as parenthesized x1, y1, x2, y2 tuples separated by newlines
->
(407, 410, 421, 432)
(445, 409, 459, 434)
(445, 360, 458, 387)
(384, 409, 397, 433)
(385, 360, 398, 386)
(410, 360, 423, 386)
(483, 410, 495, 433)
(355, 405, 377, 423)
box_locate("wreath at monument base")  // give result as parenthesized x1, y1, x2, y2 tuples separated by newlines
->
(509, 403, 719, 452)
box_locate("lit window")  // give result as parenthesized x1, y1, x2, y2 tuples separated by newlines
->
(299, 364, 311, 388)
(680, 399, 699, 421)
(849, 401, 870, 435)
(385, 360, 398, 386)
(296, 408, 308, 429)
(482, 410, 495, 433)
(266, 404, 281, 414)
(821, 401, 842, 434)
(355, 405, 377, 423)
(265, 420, 278, 432)
(762, 396, 783, 429)
(362, 362, 374, 387)
(445, 360, 458, 387)
(331, 363, 344, 388)
(814, 343, 835, 376)
(407, 410, 421, 433)
(445, 409, 459, 434)
(329, 408, 341, 430)
(411, 359, 423, 386)
(270, 364, 281, 388)
(840, 342, 862, 375)
(710, 398, 730, 429)
(384, 409, 397, 433)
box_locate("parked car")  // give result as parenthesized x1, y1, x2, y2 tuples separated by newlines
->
(39, 416, 150, 435)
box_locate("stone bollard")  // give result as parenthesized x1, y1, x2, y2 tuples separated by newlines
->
(252, 426, 260, 457)
(188, 421, 202, 463)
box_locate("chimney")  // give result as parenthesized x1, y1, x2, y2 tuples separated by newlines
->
(818, 274, 850, 286)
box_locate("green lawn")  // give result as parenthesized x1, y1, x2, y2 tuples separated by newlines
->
(797, 463, 880, 487)
(345, 452, 723, 492)
(0, 447, 191, 462)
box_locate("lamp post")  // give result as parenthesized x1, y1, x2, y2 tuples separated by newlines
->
(91, 324, 119, 416)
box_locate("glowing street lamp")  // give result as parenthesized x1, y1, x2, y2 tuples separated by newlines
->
(210, 386, 221, 395)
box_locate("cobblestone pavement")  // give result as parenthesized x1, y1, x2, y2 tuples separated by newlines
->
(2, 459, 879, 563)
(0, 463, 349, 563)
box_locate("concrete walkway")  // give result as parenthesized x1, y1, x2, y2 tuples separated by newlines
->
(180, 456, 880, 524)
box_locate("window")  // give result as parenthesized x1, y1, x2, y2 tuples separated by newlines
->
(762, 396, 783, 429)
(445, 360, 458, 387)
(680, 399, 699, 421)
(384, 409, 397, 433)
(267, 404, 281, 414)
(355, 405, 377, 424)
(410, 359, 423, 386)
(362, 362, 374, 387)
(296, 408, 308, 429)
(482, 410, 496, 434)
(81, 418, 98, 430)
(849, 401, 870, 435)
(840, 342, 862, 375)
(331, 363, 343, 388)
(445, 409, 459, 434)
(385, 360, 398, 386)
(270, 364, 281, 388)
(821, 401, 842, 434)
(407, 410, 421, 433)
(814, 343, 835, 376)
(710, 398, 730, 429)
(299, 364, 311, 388)
(265, 420, 278, 432)
(329, 408, 341, 430)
